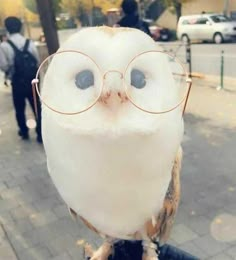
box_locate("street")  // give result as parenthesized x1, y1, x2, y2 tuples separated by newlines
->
(158, 42, 236, 77)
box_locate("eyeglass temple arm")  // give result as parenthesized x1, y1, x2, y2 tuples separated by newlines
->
(32, 79, 39, 119)
(182, 78, 192, 117)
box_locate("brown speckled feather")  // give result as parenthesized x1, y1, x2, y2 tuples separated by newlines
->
(145, 146, 182, 244)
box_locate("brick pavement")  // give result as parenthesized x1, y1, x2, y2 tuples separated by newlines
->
(0, 72, 236, 260)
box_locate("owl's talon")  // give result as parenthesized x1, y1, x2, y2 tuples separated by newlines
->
(84, 243, 94, 258)
(142, 256, 159, 260)
(84, 241, 113, 260)
(142, 240, 159, 260)
(142, 250, 159, 260)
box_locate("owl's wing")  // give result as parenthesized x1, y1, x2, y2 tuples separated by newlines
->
(69, 207, 100, 234)
(145, 146, 182, 244)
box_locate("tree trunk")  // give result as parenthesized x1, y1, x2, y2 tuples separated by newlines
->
(223, 0, 230, 16)
(174, 1, 182, 24)
(35, 0, 59, 55)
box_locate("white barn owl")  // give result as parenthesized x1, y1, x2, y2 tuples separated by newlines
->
(36, 26, 190, 260)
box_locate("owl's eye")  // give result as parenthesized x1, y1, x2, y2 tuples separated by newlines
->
(75, 70, 94, 89)
(131, 69, 146, 89)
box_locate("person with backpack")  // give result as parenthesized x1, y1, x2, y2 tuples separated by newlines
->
(0, 17, 42, 143)
(116, 0, 151, 36)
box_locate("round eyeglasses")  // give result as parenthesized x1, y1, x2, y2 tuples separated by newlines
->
(32, 50, 192, 117)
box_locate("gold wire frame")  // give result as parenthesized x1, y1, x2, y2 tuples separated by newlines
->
(32, 50, 192, 117)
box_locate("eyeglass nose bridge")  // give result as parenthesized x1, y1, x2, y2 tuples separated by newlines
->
(103, 70, 124, 80)
(101, 70, 126, 101)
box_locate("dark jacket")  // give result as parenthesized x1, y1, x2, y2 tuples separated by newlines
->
(117, 14, 151, 36)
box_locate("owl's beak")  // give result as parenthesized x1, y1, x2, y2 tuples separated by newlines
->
(99, 71, 128, 105)
(99, 90, 128, 104)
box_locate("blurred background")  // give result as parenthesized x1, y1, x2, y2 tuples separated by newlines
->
(0, 1, 236, 260)
(1, 0, 236, 77)
(0, 0, 236, 43)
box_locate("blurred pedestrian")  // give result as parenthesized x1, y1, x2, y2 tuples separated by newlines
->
(0, 17, 42, 143)
(0, 33, 11, 87)
(116, 0, 151, 36)
(0, 45, 8, 72)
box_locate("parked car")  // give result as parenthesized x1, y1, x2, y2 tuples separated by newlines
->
(149, 25, 170, 41)
(177, 13, 236, 43)
(144, 19, 170, 41)
(56, 13, 77, 30)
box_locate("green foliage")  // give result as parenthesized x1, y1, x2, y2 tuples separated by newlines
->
(92, 7, 107, 26)
(23, 0, 37, 13)
(23, 0, 61, 15)
(53, 0, 62, 14)
(60, 0, 88, 17)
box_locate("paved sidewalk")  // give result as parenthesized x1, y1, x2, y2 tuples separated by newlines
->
(0, 73, 236, 259)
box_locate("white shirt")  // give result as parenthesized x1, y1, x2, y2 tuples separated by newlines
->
(0, 33, 39, 72)
(0, 45, 8, 72)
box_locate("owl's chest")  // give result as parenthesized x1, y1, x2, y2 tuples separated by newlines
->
(44, 118, 182, 195)
(45, 127, 177, 185)
(43, 116, 183, 237)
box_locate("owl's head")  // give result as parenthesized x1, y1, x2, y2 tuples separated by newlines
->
(40, 27, 188, 136)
